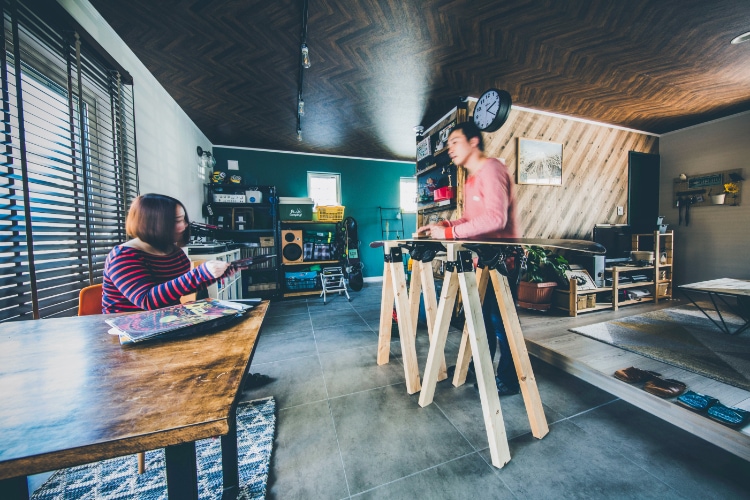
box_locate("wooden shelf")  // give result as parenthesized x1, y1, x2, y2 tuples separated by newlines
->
(283, 260, 339, 266)
(283, 289, 321, 297)
(558, 230, 674, 316)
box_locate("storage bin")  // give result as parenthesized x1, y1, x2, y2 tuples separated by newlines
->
(586, 294, 596, 308)
(317, 205, 345, 222)
(656, 282, 669, 296)
(285, 271, 319, 290)
(576, 295, 588, 310)
(279, 196, 314, 221)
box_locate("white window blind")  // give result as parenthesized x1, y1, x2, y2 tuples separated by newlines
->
(0, 0, 138, 321)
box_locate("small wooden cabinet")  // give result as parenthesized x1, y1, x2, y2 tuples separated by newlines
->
(555, 230, 674, 316)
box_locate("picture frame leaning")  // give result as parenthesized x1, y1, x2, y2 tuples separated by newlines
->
(517, 138, 563, 185)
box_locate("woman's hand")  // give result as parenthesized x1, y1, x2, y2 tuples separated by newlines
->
(204, 259, 232, 278)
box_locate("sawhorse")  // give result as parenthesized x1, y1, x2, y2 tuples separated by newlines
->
(377, 241, 548, 468)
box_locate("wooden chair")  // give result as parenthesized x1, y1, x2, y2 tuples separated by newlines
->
(78, 283, 147, 474)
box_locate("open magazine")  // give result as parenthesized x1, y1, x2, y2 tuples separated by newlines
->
(106, 298, 253, 345)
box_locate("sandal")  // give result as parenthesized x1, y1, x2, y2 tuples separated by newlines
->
(614, 367, 661, 383)
(706, 403, 750, 428)
(643, 377, 687, 398)
(675, 390, 718, 412)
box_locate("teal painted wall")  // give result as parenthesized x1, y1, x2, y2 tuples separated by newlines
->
(213, 147, 416, 277)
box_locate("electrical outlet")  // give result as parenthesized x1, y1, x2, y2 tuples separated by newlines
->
(617, 206, 624, 215)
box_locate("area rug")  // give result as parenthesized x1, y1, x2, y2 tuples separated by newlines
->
(31, 397, 276, 500)
(569, 304, 750, 391)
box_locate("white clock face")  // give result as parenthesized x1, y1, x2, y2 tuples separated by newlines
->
(473, 90, 500, 130)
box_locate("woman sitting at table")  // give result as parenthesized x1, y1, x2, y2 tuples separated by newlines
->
(102, 193, 230, 313)
(102, 193, 273, 389)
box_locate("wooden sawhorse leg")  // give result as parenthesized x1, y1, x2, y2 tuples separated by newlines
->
(410, 258, 447, 381)
(419, 250, 511, 468)
(452, 265, 490, 386)
(490, 269, 549, 439)
(375, 243, 421, 394)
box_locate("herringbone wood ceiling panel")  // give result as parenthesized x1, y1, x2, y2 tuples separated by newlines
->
(89, 0, 750, 161)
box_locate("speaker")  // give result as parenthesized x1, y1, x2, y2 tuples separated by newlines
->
(282, 230, 303, 264)
(591, 255, 606, 287)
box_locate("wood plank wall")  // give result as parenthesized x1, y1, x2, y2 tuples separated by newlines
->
(481, 107, 659, 239)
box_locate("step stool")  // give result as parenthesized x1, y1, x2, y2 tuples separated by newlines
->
(320, 266, 350, 304)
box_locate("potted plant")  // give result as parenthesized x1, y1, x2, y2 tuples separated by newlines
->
(517, 246, 570, 310)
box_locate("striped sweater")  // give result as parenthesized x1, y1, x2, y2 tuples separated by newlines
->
(102, 245, 215, 314)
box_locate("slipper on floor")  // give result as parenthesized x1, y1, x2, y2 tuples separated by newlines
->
(614, 367, 661, 383)
(243, 372, 274, 390)
(706, 403, 750, 428)
(675, 390, 718, 412)
(643, 377, 687, 398)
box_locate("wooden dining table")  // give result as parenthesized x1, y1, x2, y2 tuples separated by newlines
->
(0, 301, 268, 499)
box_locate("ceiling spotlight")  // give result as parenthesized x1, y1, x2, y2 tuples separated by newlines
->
(298, 98, 305, 116)
(297, 128, 302, 141)
(731, 31, 750, 44)
(413, 125, 424, 134)
(301, 43, 311, 68)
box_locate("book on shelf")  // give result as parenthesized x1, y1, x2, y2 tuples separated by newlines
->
(106, 298, 253, 345)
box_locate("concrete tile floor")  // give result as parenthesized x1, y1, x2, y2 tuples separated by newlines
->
(241, 283, 750, 499)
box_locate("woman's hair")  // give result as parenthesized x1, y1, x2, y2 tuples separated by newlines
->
(450, 121, 485, 151)
(125, 193, 190, 251)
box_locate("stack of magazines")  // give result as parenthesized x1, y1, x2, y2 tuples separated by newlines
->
(106, 298, 254, 345)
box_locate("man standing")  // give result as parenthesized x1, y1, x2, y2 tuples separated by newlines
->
(417, 121, 520, 396)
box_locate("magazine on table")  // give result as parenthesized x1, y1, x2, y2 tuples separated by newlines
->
(106, 298, 253, 345)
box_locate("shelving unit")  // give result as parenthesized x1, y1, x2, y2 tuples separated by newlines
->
(188, 248, 243, 301)
(415, 108, 467, 227)
(280, 220, 341, 298)
(204, 183, 279, 298)
(379, 207, 404, 240)
(555, 230, 674, 316)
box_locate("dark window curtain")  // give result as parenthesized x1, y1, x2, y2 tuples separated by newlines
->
(0, 0, 138, 321)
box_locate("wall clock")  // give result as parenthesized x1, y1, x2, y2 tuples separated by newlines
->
(472, 88, 512, 132)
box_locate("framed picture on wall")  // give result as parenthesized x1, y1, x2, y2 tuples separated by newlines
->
(564, 269, 597, 290)
(517, 138, 563, 185)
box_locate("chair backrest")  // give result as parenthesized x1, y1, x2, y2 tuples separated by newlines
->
(78, 284, 103, 316)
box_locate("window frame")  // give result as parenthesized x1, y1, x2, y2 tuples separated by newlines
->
(307, 171, 341, 208)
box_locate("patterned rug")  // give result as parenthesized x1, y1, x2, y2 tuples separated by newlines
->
(32, 397, 276, 500)
(570, 304, 750, 391)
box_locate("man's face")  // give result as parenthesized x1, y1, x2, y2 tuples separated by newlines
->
(447, 130, 475, 166)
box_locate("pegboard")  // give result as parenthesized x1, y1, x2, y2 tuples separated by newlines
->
(673, 168, 743, 209)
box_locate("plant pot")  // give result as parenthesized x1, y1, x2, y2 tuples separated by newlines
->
(517, 281, 557, 311)
(710, 193, 726, 205)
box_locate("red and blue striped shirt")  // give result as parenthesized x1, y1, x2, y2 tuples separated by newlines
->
(102, 245, 215, 314)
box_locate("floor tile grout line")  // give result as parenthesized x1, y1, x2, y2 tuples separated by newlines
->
(347, 450, 482, 498)
(546, 397, 621, 426)
(306, 299, 354, 499)
(562, 400, 687, 497)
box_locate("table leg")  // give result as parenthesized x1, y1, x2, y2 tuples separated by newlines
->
(492, 270, 549, 439)
(377, 256, 395, 365)
(165, 441, 199, 500)
(221, 404, 239, 499)
(456, 260, 511, 468)
(453, 265, 489, 387)
(0, 476, 28, 500)
(418, 267, 459, 407)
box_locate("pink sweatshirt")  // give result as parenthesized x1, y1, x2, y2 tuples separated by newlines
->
(444, 158, 518, 240)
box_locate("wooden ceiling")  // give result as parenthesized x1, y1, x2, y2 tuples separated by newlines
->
(88, 0, 750, 162)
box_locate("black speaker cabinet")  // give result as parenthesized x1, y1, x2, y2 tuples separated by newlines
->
(281, 230, 303, 264)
